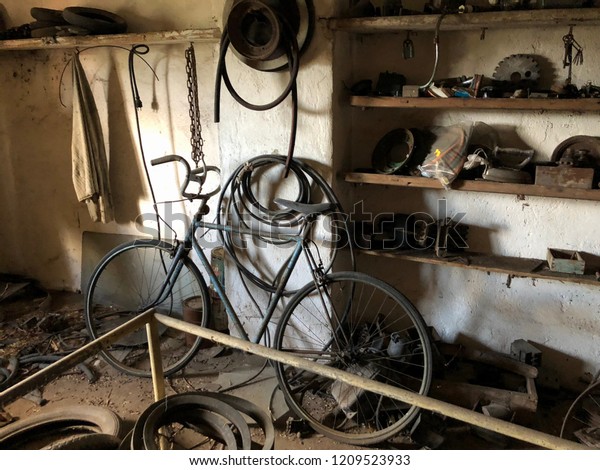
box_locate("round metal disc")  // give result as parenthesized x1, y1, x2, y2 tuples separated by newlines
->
(493, 54, 540, 83)
(224, 0, 315, 72)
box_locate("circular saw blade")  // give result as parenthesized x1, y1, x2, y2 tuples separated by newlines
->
(493, 54, 540, 83)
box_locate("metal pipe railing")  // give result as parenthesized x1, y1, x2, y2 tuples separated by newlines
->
(0, 308, 586, 450)
(154, 312, 586, 450)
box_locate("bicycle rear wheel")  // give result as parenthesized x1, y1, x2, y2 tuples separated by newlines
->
(84, 239, 210, 377)
(274, 272, 432, 445)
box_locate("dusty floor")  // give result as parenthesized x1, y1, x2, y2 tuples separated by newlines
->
(0, 287, 589, 450)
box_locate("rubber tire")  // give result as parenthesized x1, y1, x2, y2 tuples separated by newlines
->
(84, 239, 210, 377)
(274, 271, 433, 446)
(0, 406, 122, 450)
(30, 26, 59, 38)
(62, 7, 127, 34)
(29, 20, 68, 29)
(43, 433, 121, 450)
(131, 394, 251, 450)
(30, 8, 65, 23)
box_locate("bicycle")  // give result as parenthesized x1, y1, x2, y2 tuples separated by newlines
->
(84, 154, 433, 445)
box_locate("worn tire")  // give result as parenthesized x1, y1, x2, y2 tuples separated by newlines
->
(62, 7, 127, 34)
(0, 406, 122, 449)
(43, 433, 121, 450)
(30, 26, 59, 38)
(29, 20, 68, 30)
(30, 8, 65, 23)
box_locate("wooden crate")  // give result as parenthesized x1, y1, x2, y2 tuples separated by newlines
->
(547, 248, 585, 275)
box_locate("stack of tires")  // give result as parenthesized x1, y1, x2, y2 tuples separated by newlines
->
(27, 7, 127, 38)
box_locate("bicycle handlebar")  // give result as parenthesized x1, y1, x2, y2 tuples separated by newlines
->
(151, 155, 220, 201)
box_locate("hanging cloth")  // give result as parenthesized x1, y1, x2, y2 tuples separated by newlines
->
(71, 53, 114, 223)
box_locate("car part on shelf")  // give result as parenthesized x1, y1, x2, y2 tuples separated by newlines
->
(62, 7, 127, 34)
(550, 135, 600, 164)
(371, 128, 415, 174)
(483, 167, 532, 184)
(493, 54, 540, 86)
(435, 218, 469, 258)
(375, 71, 406, 96)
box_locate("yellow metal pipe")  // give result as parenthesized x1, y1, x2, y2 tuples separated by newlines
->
(146, 317, 166, 403)
(154, 313, 586, 450)
(0, 309, 154, 407)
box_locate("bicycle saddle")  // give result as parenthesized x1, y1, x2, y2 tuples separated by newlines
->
(274, 198, 336, 215)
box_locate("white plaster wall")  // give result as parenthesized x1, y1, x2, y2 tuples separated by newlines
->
(337, 16, 600, 388)
(0, 1, 343, 345)
(0, 1, 221, 289)
(216, 1, 343, 341)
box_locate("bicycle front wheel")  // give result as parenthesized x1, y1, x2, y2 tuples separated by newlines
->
(84, 239, 210, 377)
(274, 272, 432, 445)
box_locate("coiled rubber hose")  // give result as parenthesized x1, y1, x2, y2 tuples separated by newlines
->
(216, 155, 352, 295)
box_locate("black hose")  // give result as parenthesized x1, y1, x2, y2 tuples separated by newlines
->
(214, 18, 300, 177)
(128, 44, 163, 242)
(215, 155, 350, 295)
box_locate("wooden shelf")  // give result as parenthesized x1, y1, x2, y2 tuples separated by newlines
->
(327, 8, 600, 33)
(0, 28, 221, 51)
(350, 96, 600, 112)
(360, 249, 600, 287)
(345, 172, 600, 201)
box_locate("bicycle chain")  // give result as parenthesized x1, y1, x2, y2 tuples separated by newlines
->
(185, 44, 205, 168)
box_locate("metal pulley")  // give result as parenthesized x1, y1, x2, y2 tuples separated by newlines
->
(224, 0, 314, 72)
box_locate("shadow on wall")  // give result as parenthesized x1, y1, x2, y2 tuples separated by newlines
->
(107, 61, 148, 225)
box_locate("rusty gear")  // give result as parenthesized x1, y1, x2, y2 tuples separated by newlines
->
(493, 54, 540, 84)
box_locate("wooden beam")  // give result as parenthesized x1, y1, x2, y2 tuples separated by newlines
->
(344, 172, 600, 202)
(327, 8, 600, 33)
(350, 96, 600, 112)
(0, 28, 221, 51)
(359, 249, 600, 287)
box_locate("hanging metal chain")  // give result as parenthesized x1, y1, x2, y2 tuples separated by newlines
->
(185, 43, 205, 168)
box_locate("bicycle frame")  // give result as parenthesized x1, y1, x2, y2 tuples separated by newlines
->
(148, 201, 319, 345)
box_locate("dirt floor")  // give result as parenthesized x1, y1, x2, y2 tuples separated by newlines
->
(0, 287, 592, 450)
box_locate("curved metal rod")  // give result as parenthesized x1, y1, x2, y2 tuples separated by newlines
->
(419, 13, 446, 90)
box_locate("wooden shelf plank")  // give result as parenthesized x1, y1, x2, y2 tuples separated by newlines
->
(360, 249, 600, 287)
(0, 28, 221, 51)
(350, 96, 600, 111)
(327, 8, 600, 33)
(345, 172, 600, 201)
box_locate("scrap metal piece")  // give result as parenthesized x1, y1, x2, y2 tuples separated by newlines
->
(493, 54, 540, 84)
(331, 362, 379, 419)
(511, 339, 542, 367)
